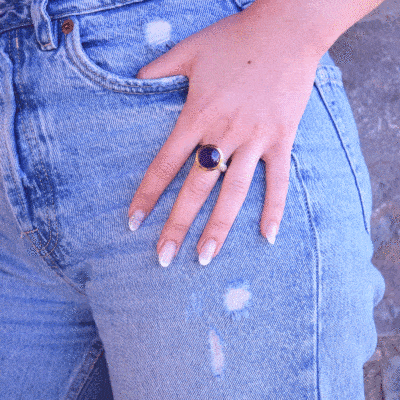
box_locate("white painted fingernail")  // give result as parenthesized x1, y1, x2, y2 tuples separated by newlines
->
(199, 239, 217, 266)
(266, 224, 278, 245)
(159, 240, 176, 267)
(129, 210, 145, 232)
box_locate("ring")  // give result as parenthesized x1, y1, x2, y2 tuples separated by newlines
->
(195, 144, 227, 172)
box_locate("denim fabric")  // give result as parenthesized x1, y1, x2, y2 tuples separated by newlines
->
(0, 0, 386, 399)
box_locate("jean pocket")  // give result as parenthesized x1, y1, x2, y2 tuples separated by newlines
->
(315, 64, 373, 236)
(63, 14, 189, 95)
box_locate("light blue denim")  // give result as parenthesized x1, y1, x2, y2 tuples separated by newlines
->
(0, 0, 386, 399)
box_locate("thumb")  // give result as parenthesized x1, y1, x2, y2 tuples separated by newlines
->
(136, 41, 193, 79)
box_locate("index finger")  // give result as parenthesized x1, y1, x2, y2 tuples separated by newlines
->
(127, 105, 202, 228)
(260, 143, 292, 243)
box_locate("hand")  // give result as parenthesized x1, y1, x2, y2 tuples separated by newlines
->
(128, 5, 322, 267)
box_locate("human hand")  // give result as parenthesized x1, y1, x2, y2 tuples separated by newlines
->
(128, 5, 323, 267)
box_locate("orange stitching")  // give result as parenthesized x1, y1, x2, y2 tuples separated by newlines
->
(23, 229, 87, 297)
(5, 32, 38, 243)
(20, 228, 39, 238)
(8, 30, 84, 297)
(15, 29, 59, 255)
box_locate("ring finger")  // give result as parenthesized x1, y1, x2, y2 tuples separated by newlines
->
(157, 141, 262, 267)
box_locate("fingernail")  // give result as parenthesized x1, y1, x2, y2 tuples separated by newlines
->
(129, 210, 145, 232)
(266, 224, 278, 245)
(199, 239, 217, 266)
(159, 240, 176, 268)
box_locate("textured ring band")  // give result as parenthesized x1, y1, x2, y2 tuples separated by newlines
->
(195, 144, 228, 172)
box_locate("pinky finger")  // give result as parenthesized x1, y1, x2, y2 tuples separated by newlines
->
(260, 148, 292, 245)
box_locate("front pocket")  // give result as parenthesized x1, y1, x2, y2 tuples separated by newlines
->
(63, 15, 189, 95)
(315, 65, 373, 236)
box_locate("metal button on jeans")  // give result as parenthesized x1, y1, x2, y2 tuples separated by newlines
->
(62, 19, 74, 34)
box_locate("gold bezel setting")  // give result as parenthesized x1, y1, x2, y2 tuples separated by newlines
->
(195, 145, 226, 172)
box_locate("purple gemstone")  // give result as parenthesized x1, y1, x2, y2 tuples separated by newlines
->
(199, 146, 220, 169)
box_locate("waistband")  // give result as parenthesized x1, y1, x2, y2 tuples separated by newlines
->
(1, 0, 337, 66)
(0, 0, 145, 35)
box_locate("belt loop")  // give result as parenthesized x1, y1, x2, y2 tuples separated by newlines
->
(30, 0, 58, 51)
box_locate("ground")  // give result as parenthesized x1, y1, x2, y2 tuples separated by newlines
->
(329, 1, 400, 398)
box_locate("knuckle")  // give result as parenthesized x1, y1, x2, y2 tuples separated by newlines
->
(132, 192, 156, 211)
(188, 183, 209, 200)
(184, 100, 210, 125)
(149, 158, 177, 181)
(275, 121, 292, 137)
(168, 221, 191, 235)
(187, 174, 211, 199)
(227, 177, 248, 196)
(269, 141, 287, 157)
(208, 218, 231, 232)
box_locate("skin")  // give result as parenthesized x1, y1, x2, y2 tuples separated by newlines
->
(128, 2, 328, 265)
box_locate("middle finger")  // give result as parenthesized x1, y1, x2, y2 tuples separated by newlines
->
(156, 151, 222, 267)
(157, 142, 261, 267)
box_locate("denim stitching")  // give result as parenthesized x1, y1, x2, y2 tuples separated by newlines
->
(15, 28, 56, 255)
(314, 70, 370, 236)
(50, 0, 145, 23)
(315, 65, 343, 87)
(65, 32, 188, 94)
(11, 28, 87, 296)
(66, 42, 188, 94)
(64, 339, 106, 400)
(0, 0, 144, 35)
(20, 228, 39, 238)
(4, 31, 37, 238)
(6, 31, 82, 294)
(291, 151, 321, 399)
(65, 17, 189, 94)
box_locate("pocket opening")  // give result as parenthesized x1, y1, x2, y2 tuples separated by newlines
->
(63, 15, 189, 95)
(315, 68, 372, 236)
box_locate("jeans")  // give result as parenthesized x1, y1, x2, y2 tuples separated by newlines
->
(0, 0, 386, 399)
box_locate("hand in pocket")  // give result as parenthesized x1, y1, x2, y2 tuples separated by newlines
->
(128, 3, 324, 267)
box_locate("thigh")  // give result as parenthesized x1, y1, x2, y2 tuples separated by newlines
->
(0, 168, 110, 399)
(0, 1, 385, 399)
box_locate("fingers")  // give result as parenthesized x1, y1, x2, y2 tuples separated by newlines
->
(129, 114, 293, 268)
(127, 100, 234, 228)
(156, 143, 261, 267)
(128, 103, 202, 221)
(136, 36, 196, 80)
(156, 162, 221, 265)
(260, 142, 292, 244)
(195, 145, 262, 264)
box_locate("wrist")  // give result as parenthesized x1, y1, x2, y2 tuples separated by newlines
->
(240, 0, 332, 61)
(243, 0, 385, 60)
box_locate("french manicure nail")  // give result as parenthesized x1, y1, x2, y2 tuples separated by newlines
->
(266, 224, 277, 245)
(199, 239, 217, 266)
(129, 210, 145, 232)
(159, 240, 176, 268)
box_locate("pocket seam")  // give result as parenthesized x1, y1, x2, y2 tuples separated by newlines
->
(315, 71, 372, 236)
(316, 64, 344, 88)
(63, 16, 189, 95)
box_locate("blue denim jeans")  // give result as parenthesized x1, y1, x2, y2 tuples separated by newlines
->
(0, 0, 386, 399)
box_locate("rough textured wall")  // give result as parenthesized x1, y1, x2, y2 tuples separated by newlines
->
(329, 1, 400, 398)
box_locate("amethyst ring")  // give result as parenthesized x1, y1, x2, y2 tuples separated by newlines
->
(194, 144, 228, 172)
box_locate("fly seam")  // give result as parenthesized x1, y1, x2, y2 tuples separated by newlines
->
(65, 24, 188, 94)
(15, 28, 59, 256)
(5, 32, 37, 244)
(20, 228, 39, 238)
